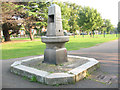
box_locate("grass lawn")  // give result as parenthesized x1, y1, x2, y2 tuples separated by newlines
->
(1, 34, 118, 59)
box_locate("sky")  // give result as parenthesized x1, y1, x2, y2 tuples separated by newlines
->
(59, 0, 119, 27)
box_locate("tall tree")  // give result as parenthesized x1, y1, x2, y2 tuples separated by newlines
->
(17, 1, 50, 40)
(78, 6, 103, 37)
(104, 19, 114, 34)
(117, 21, 120, 33)
(68, 3, 80, 37)
(1, 2, 23, 41)
(100, 19, 114, 37)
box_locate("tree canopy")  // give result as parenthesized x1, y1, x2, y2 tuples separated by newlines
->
(1, 1, 115, 41)
(1, 2, 24, 41)
(77, 6, 103, 33)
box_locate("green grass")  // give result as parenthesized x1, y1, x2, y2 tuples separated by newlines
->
(1, 34, 118, 59)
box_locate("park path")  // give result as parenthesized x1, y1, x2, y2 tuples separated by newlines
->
(68, 39, 118, 74)
(1, 39, 119, 88)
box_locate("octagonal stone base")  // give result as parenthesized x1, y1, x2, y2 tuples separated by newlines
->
(10, 55, 100, 85)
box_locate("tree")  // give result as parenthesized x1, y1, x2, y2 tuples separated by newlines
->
(2, 22, 21, 41)
(68, 3, 81, 37)
(117, 21, 120, 33)
(16, 1, 50, 40)
(101, 21, 107, 37)
(78, 6, 103, 37)
(1, 2, 23, 41)
(104, 19, 114, 34)
(100, 19, 114, 37)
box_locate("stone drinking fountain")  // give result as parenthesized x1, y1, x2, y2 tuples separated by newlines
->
(41, 4, 69, 65)
(10, 4, 100, 85)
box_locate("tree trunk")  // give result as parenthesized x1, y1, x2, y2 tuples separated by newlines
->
(104, 31, 105, 38)
(90, 32, 92, 37)
(0, 30, 3, 42)
(3, 30, 11, 41)
(0, 30, 1, 39)
(92, 30, 94, 38)
(79, 30, 81, 35)
(87, 31, 89, 35)
(0, 30, 2, 42)
(29, 28, 34, 40)
(74, 31, 75, 38)
(116, 31, 118, 37)
(82, 30, 84, 38)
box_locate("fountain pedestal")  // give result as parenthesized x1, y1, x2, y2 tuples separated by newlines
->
(41, 4, 69, 64)
(42, 36, 69, 64)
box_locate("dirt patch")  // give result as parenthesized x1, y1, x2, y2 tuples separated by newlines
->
(22, 57, 89, 73)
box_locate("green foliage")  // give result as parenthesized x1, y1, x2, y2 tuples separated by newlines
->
(49, 71, 54, 73)
(2, 1, 115, 41)
(15, 1, 51, 40)
(30, 76, 37, 82)
(17, 5, 25, 9)
(69, 3, 81, 32)
(86, 71, 91, 77)
(59, 64, 64, 66)
(78, 6, 103, 32)
(1, 2, 24, 41)
(104, 19, 114, 34)
(22, 76, 28, 80)
(1, 2, 17, 14)
(52, 84, 60, 87)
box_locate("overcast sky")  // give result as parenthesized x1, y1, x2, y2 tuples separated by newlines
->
(59, 0, 119, 27)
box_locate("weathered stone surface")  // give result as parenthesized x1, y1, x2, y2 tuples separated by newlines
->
(11, 64, 49, 83)
(11, 61, 22, 67)
(22, 56, 89, 73)
(44, 48, 68, 64)
(47, 4, 63, 36)
(45, 73, 75, 85)
(68, 56, 99, 82)
(41, 4, 69, 64)
(10, 55, 99, 85)
(41, 36, 69, 43)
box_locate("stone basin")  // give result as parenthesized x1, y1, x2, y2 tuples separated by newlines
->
(41, 36, 69, 64)
(41, 36, 69, 43)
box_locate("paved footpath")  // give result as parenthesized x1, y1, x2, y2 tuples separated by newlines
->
(1, 39, 119, 88)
